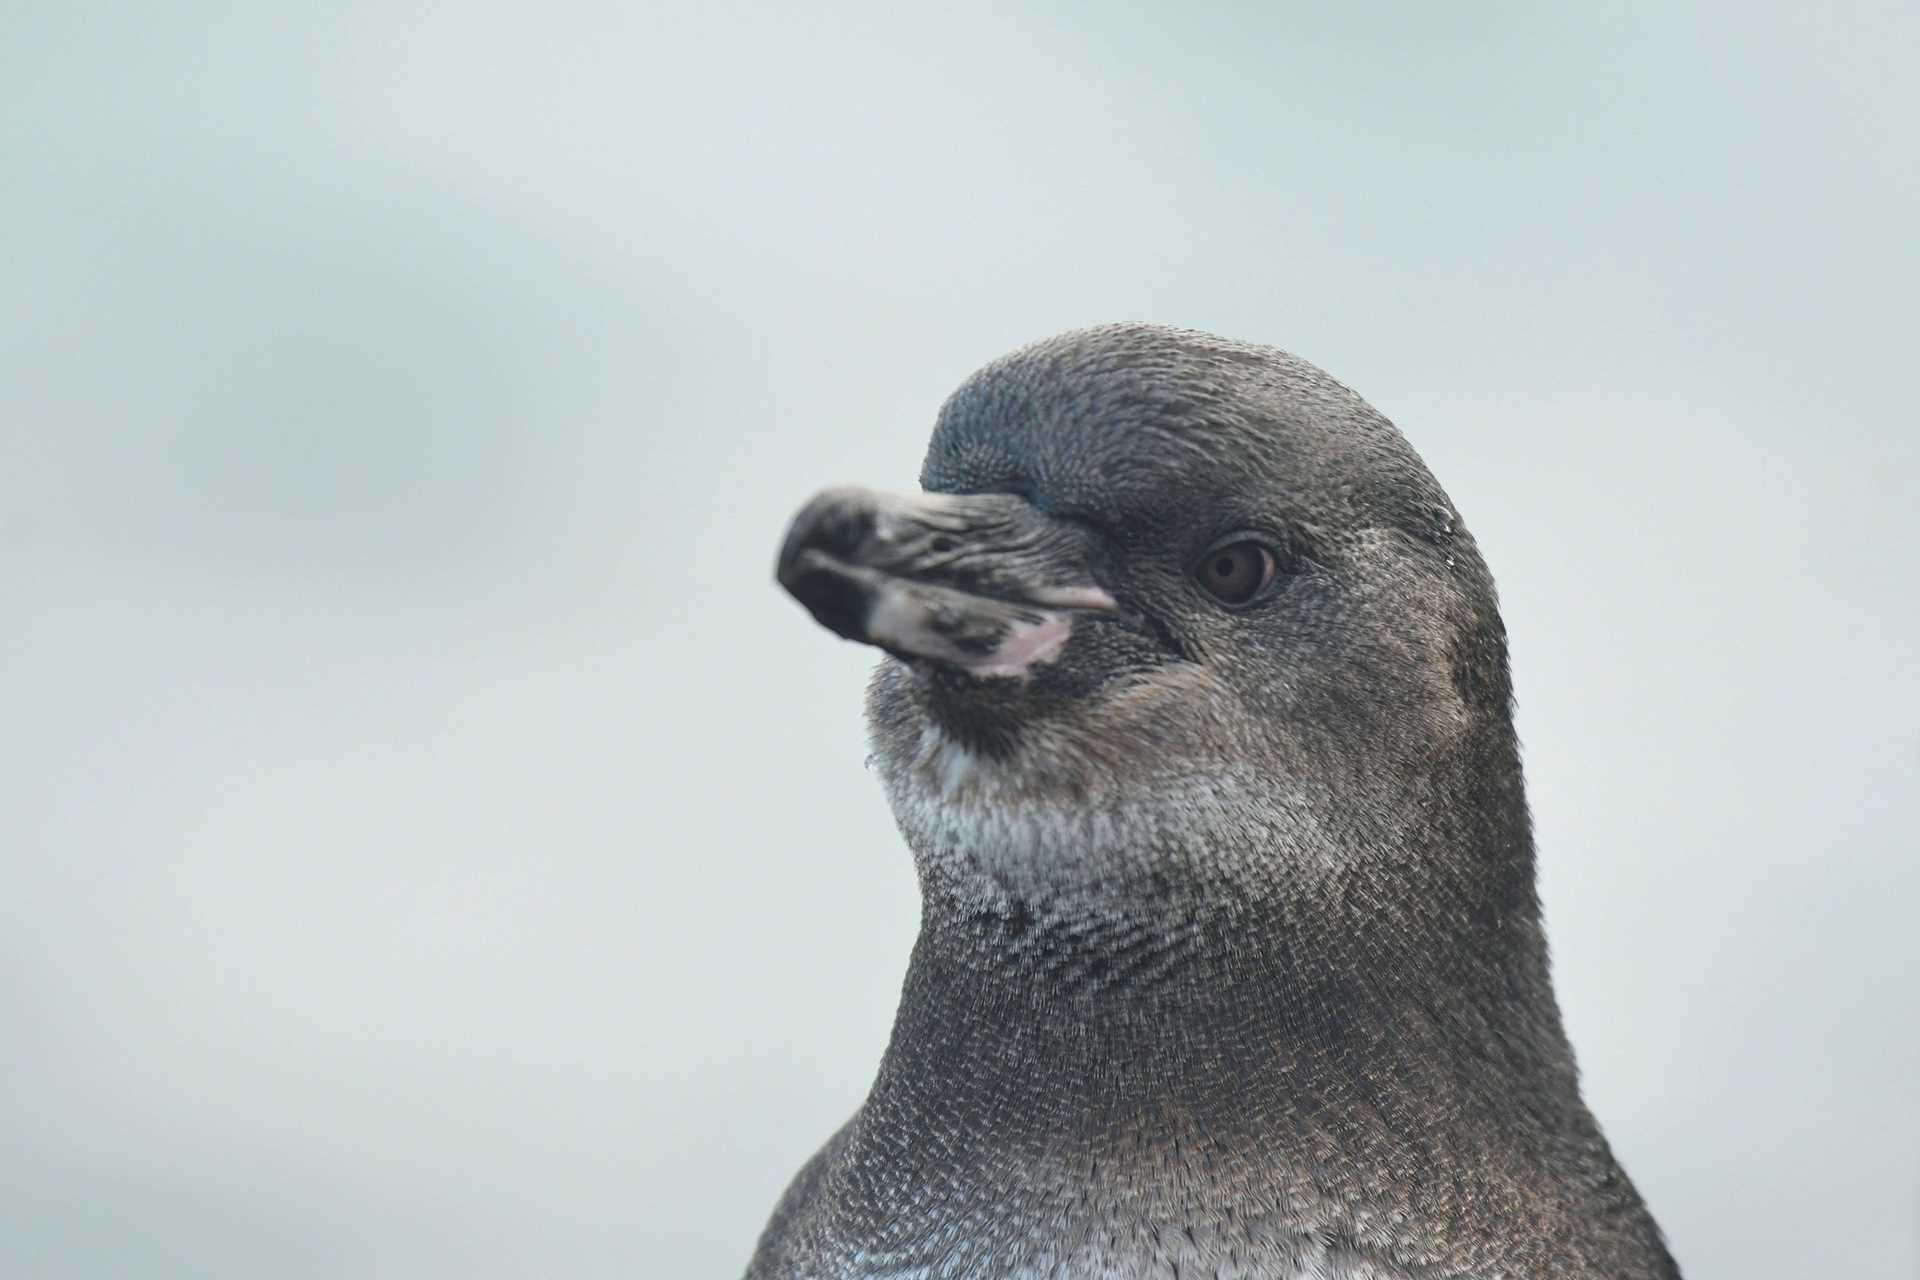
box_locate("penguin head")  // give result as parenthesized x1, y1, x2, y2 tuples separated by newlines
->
(779, 324, 1519, 905)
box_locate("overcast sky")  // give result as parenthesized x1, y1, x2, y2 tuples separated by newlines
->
(4, 2, 1916, 1277)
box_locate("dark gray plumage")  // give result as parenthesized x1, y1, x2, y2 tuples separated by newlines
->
(753, 325, 1679, 1279)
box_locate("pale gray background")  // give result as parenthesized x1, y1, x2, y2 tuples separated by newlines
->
(3, 2, 1915, 1277)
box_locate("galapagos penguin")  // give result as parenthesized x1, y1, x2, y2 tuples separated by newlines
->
(752, 324, 1680, 1279)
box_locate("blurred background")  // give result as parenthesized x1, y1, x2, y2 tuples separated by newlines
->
(4, 3, 1916, 1276)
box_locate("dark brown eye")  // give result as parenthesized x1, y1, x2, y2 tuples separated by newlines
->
(1195, 540, 1277, 605)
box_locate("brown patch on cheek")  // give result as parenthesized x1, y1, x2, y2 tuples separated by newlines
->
(1447, 620, 1511, 722)
(1402, 580, 1496, 746)
(1068, 663, 1250, 783)
(1346, 546, 1479, 749)
(1374, 624, 1476, 751)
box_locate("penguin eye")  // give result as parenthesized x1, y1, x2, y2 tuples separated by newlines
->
(1194, 539, 1278, 606)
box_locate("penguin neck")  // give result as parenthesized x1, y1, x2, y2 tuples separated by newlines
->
(862, 806, 1577, 1163)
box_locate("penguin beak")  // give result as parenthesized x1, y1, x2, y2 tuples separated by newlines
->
(776, 486, 1117, 679)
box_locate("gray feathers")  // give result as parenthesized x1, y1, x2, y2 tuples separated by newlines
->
(752, 325, 1678, 1279)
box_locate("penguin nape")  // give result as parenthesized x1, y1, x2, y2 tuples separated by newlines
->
(753, 325, 1680, 1279)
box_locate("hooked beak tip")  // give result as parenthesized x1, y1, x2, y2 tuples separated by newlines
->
(776, 486, 1114, 678)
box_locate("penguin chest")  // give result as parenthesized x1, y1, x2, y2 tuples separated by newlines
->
(788, 1184, 1422, 1279)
